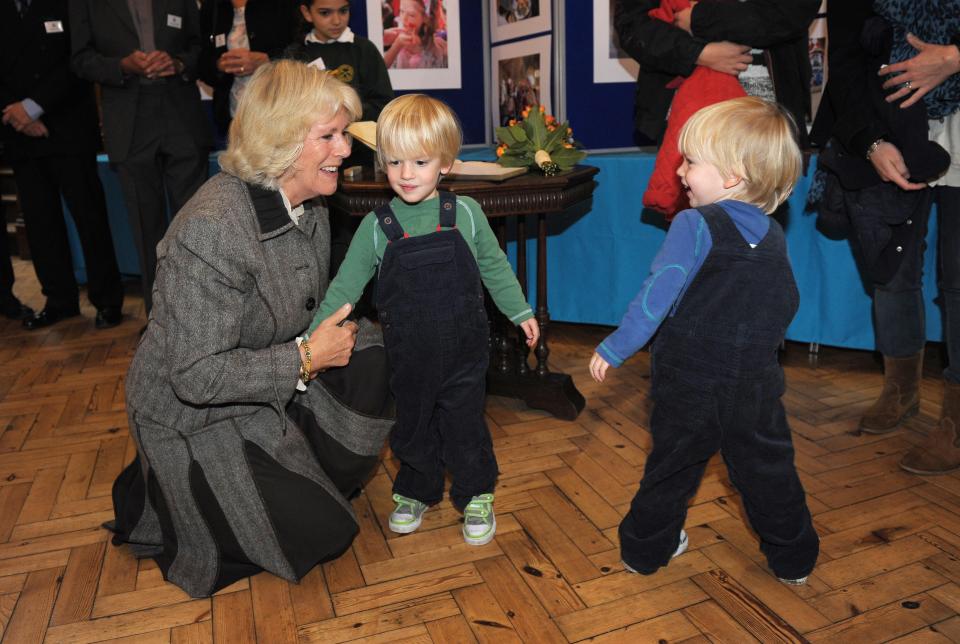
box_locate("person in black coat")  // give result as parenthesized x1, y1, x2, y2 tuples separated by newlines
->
(614, 0, 819, 147)
(1, 0, 124, 329)
(69, 0, 212, 315)
(199, 0, 301, 140)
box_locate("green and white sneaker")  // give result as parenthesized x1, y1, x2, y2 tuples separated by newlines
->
(462, 493, 496, 546)
(389, 494, 428, 534)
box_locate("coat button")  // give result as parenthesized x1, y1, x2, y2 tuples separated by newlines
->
(306, 297, 316, 310)
(896, 246, 903, 253)
(906, 219, 912, 225)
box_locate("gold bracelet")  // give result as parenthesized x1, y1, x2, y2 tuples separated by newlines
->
(866, 138, 884, 160)
(299, 340, 312, 385)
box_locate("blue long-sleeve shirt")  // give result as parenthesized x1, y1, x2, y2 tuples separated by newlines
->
(596, 200, 771, 367)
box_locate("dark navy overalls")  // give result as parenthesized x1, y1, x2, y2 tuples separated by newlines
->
(375, 192, 498, 511)
(619, 204, 819, 580)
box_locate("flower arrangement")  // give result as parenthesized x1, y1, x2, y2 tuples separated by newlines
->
(495, 105, 586, 176)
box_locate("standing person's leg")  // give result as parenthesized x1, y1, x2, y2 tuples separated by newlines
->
(12, 157, 82, 328)
(115, 91, 166, 314)
(901, 186, 960, 474)
(619, 367, 720, 574)
(438, 316, 497, 545)
(388, 325, 447, 529)
(861, 188, 934, 432)
(440, 321, 496, 512)
(721, 376, 819, 582)
(54, 154, 124, 326)
(0, 212, 31, 319)
(158, 92, 208, 217)
(937, 186, 960, 385)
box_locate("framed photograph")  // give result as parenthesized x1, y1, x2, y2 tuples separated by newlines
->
(592, 0, 638, 83)
(367, 0, 462, 90)
(808, 1, 828, 123)
(490, 0, 552, 44)
(491, 35, 552, 129)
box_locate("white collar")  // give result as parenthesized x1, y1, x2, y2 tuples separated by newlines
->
(279, 188, 305, 225)
(305, 26, 355, 44)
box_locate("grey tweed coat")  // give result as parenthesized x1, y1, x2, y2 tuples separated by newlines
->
(112, 172, 393, 597)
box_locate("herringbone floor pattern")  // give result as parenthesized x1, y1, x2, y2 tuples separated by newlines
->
(2, 259, 960, 643)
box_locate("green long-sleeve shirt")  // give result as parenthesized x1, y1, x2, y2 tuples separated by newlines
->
(312, 194, 533, 332)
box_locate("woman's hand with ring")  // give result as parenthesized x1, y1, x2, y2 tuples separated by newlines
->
(880, 33, 960, 108)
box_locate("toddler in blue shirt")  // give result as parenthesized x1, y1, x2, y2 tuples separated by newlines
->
(590, 96, 819, 584)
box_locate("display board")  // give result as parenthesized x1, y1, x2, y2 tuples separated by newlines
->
(350, 0, 486, 145)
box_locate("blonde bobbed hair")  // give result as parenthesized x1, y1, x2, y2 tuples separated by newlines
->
(219, 59, 361, 189)
(376, 94, 461, 169)
(678, 96, 802, 214)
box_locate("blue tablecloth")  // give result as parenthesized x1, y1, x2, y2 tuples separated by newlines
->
(66, 150, 942, 351)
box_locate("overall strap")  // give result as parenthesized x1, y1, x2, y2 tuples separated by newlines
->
(374, 202, 407, 242)
(438, 191, 458, 230)
(695, 203, 737, 243)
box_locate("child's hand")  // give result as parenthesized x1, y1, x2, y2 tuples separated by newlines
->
(589, 352, 611, 383)
(520, 318, 539, 347)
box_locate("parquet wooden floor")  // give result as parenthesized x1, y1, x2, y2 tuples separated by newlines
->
(2, 257, 960, 643)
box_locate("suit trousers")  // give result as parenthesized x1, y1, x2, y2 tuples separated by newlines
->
(11, 153, 123, 311)
(115, 85, 208, 313)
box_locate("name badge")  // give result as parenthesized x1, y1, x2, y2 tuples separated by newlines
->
(307, 56, 326, 71)
(167, 14, 182, 29)
(44, 20, 64, 33)
(215, 33, 226, 48)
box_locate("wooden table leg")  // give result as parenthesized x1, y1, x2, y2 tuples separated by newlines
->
(516, 214, 529, 376)
(487, 213, 585, 421)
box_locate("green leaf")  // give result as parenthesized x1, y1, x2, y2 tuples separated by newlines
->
(496, 126, 518, 146)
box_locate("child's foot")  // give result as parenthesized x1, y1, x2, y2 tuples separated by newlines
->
(389, 494, 428, 534)
(778, 575, 809, 586)
(622, 529, 688, 573)
(462, 493, 496, 546)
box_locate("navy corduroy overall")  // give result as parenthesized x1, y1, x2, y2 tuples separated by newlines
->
(375, 192, 498, 511)
(619, 204, 819, 580)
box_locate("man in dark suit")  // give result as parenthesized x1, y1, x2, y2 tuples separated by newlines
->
(69, 0, 211, 314)
(1, 0, 125, 329)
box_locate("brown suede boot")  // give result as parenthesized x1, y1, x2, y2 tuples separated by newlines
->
(859, 353, 923, 434)
(900, 381, 960, 475)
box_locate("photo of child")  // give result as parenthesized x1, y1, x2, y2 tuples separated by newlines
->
(382, 0, 448, 69)
(497, 54, 541, 126)
(496, 0, 540, 25)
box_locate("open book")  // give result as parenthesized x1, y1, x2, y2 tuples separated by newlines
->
(346, 121, 527, 182)
(446, 161, 526, 182)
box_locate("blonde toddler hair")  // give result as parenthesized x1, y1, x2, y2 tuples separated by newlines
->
(220, 59, 361, 189)
(678, 96, 802, 214)
(376, 94, 461, 169)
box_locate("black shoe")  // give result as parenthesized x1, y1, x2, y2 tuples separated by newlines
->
(1, 299, 33, 320)
(22, 306, 81, 330)
(95, 307, 123, 329)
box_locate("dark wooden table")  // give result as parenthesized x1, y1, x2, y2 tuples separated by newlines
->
(329, 164, 599, 421)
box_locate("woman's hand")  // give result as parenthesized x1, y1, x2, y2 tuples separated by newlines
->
(696, 41, 752, 76)
(869, 141, 927, 191)
(217, 48, 269, 76)
(880, 33, 960, 109)
(303, 303, 358, 376)
(519, 318, 539, 348)
(589, 352, 611, 383)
